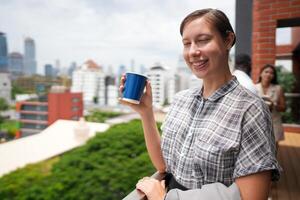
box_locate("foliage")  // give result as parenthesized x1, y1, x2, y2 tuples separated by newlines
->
(11, 83, 26, 100)
(276, 67, 299, 123)
(281, 95, 300, 124)
(0, 98, 9, 111)
(0, 120, 20, 138)
(85, 110, 121, 123)
(0, 120, 160, 200)
(0, 157, 59, 198)
(93, 96, 98, 104)
(163, 98, 169, 106)
(276, 67, 296, 93)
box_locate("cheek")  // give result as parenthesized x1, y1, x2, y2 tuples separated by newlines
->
(205, 43, 224, 58)
(183, 50, 189, 62)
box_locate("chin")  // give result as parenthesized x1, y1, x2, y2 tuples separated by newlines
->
(193, 72, 205, 79)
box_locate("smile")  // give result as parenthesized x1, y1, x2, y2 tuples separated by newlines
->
(191, 60, 208, 70)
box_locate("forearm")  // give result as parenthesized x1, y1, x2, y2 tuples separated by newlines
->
(141, 111, 166, 173)
(235, 171, 271, 200)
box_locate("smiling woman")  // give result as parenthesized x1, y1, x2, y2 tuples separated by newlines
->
(119, 8, 281, 200)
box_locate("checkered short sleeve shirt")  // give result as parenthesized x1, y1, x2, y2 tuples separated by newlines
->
(161, 77, 281, 189)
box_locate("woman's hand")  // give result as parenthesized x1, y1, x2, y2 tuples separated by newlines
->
(136, 177, 166, 200)
(262, 95, 274, 111)
(119, 74, 153, 116)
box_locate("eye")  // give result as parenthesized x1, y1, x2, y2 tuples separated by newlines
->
(197, 38, 209, 44)
(183, 42, 191, 47)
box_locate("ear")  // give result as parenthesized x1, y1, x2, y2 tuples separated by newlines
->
(225, 31, 235, 50)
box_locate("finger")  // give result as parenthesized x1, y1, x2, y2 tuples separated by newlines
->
(118, 98, 133, 107)
(141, 177, 150, 181)
(119, 76, 126, 92)
(145, 80, 152, 96)
(136, 188, 145, 196)
(119, 85, 124, 93)
(120, 74, 126, 84)
(136, 180, 151, 196)
(136, 181, 147, 193)
(161, 180, 165, 189)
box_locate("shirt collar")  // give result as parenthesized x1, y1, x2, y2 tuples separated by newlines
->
(192, 76, 239, 102)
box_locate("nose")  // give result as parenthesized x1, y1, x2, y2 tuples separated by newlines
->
(189, 43, 200, 57)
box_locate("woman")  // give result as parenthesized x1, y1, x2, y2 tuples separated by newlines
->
(255, 64, 286, 148)
(120, 9, 280, 200)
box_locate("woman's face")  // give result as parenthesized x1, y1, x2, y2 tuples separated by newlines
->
(182, 17, 231, 80)
(261, 67, 274, 84)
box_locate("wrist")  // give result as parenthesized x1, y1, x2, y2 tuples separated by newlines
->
(140, 108, 154, 119)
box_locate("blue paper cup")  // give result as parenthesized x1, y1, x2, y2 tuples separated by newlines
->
(122, 72, 148, 104)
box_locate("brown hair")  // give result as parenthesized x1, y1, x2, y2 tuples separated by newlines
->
(257, 64, 278, 84)
(180, 8, 236, 47)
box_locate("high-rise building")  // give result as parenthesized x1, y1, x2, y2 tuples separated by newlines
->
(16, 86, 83, 137)
(68, 62, 77, 77)
(44, 64, 54, 77)
(0, 73, 11, 104)
(140, 64, 147, 74)
(176, 56, 192, 91)
(0, 32, 8, 72)
(117, 64, 126, 91)
(146, 64, 168, 107)
(8, 52, 23, 76)
(24, 37, 37, 75)
(105, 76, 118, 106)
(71, 60, 105, 105)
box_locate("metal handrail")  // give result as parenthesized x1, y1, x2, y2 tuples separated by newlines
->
(284, 93, 300, 97)
(122, 172, 166, 200)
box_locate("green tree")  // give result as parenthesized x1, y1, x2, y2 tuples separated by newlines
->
(0, 120, 160, 200)
(85, 110, 121, 123)
(11, 83, 25, 100)
(276, 66, 298, 123)
(276, 66, 296, 93)
(0, 98, 9, 111)
(0, 98, 9, 129)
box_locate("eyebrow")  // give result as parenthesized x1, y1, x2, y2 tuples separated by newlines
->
(182, 33, 212, 42)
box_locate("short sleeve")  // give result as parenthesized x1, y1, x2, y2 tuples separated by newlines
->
(233, 101, 281, 181)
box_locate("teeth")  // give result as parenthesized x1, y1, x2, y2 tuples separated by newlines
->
(192, 60, 207, 66)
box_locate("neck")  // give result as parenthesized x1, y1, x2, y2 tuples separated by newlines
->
(261, 80, 270, 88)
(202, 67, 232, 99)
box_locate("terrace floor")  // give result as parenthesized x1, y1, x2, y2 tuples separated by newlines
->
(270, 132, 300, 200)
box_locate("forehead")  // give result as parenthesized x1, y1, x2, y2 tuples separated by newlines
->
(263, 67, 274, 72)
(182, 17, 217, 38)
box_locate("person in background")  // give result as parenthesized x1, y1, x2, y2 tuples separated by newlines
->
(233, 53, 258, 94)
(255, 64, 286, 149)
(120, 9, 280, 200)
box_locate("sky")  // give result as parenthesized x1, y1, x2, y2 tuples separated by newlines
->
(1, 0, 237, 74)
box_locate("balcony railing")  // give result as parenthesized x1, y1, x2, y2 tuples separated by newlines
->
(122, 172, 166, 200)
(283, 93, 300, 124)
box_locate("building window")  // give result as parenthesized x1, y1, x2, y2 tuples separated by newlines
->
(72, 106, 79, 111)
(72, 97, 80, 103)
(72, 116, 79, 120)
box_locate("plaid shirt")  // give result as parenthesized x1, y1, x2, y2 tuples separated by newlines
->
(161, 77, 280, 189)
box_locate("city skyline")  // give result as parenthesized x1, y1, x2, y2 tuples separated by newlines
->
(0, 0, 236, 74)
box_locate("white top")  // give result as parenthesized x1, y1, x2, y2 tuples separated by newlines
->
(0, 120, 110, 177)
(233, 70, 258, 94)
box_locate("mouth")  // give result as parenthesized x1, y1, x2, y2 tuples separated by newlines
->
(191, 59, 208, 70)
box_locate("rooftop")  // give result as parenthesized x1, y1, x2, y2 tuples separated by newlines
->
(0, 119, 109, 177)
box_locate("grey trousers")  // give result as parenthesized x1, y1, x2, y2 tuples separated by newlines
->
(165, 182, 241, 200)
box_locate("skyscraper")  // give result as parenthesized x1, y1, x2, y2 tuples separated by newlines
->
(8, 52, 23, 76)
(24, 37, 37, 75)
(0, 32, 8, 72)
(45, 64, 54, 77)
